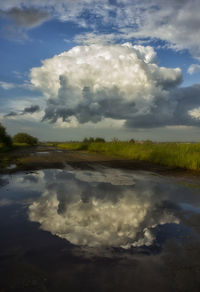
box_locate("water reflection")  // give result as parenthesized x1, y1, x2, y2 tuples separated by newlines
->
(1, 167, 200, 291)
(28, 167, 183, 249)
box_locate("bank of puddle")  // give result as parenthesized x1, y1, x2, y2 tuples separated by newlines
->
(0, 165, 200, 291)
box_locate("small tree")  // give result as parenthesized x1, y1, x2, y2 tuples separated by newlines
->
(0, 123, 12, 147)
(13, 133, 38, 146)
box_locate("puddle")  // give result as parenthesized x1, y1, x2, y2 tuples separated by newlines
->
(0, 166, 200, 291)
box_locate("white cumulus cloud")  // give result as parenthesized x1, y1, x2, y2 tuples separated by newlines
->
(30, 43, 184, 128)
(0, 81, 15, 90)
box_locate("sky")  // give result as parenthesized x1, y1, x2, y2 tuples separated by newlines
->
(0, 0, 200, 141)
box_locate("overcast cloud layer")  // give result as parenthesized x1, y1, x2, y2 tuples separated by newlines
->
(30, 43, 200, 128)
(0, 0, 200, 59)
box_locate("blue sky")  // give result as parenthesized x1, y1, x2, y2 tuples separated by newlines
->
(0, 0, 200, 141)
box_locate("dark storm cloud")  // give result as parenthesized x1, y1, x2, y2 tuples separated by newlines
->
(4, 111, 18, 117)
(42, 83, 200, 129)
(22, 105, 40, 114)
(126, 85, 200, 128)
(0, 8, 50, 29)
(4, 105, 40, 118)
(42, 84, 136, 124)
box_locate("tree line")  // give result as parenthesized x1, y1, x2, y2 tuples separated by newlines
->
(0, 123, 38, 148)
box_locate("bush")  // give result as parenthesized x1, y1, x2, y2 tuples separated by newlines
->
(83, 137, 105, 143)
(0, 123, 12, 147)
(83, 137, 95, 143)
(95, 137, 105, 143)
(144, 140, 153, 145)
(13, 133, 38, 146)
(129, 139, 135, 143)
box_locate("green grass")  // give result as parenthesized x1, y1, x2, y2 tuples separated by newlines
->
(57, 141, 200, 171)
(57, 142, 89, 150)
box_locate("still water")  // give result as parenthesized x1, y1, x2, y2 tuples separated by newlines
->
(0, 165, 200, 291)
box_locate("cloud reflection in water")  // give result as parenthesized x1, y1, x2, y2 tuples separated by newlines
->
(28, 168, 180, 248)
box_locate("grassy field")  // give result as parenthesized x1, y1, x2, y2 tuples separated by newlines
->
(57, 141, 200, 171)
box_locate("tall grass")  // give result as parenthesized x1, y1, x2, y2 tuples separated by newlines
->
(57, 141, 200, 171)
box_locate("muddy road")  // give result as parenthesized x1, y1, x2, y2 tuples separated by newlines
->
(1, 145, 200, 179)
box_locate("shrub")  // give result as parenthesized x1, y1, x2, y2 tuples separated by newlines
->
(144, 140, 153, 145)
(129, 139, 135, 143)
(83, 137, 95, 143)
(13, 133, 38, 146)
(95, 137, 105, 143)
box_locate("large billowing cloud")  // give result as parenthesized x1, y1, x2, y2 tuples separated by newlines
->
(30, 43, 200, 128)
(30, 43, 199, 129)
(0, 0, 200, 58)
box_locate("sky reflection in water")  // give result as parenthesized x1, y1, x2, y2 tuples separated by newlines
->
(1, 166, 200, 251)
(28, 168, 182, 248)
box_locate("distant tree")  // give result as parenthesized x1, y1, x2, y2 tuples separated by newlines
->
(83, 137, 95, 143)
(112, 137, 119, 143)
(83, 138, 89, 143)
(95, 137, 105, 143)
(0, 123, 12, 147)
(13, 133, 38, 145)
(129, 138, 135, 143)
(144, 139, 153, 145)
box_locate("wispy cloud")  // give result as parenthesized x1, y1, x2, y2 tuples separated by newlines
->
(0, 0, 200, 57)
(188, 64, 200, 75)
(0, 80, 34, 90)
(72, 32, 117, 45)
(0, 81, 15, 90)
